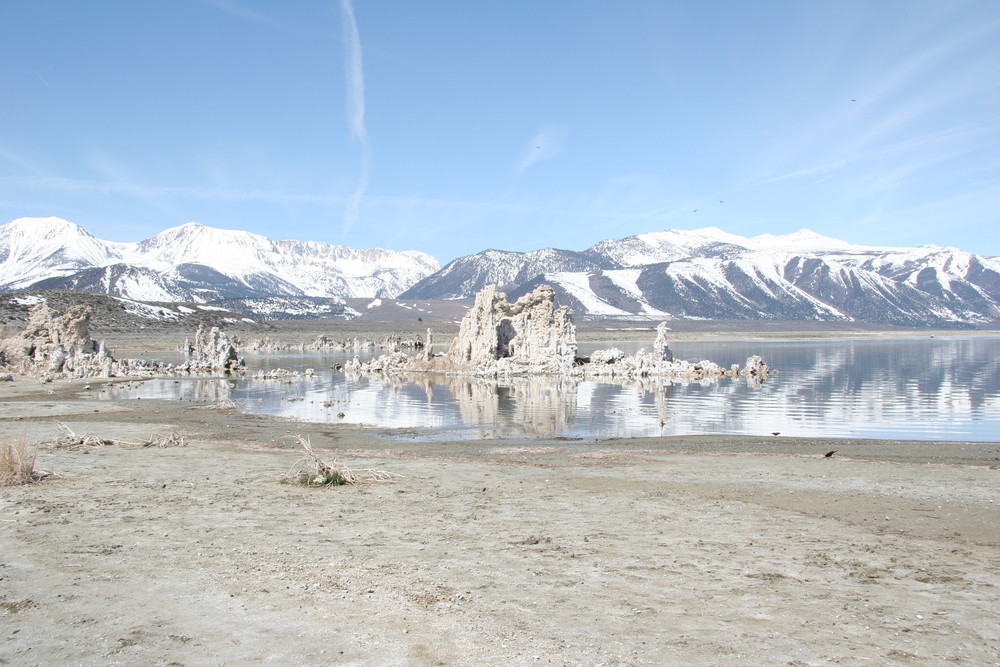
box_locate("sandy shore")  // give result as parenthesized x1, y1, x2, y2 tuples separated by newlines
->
(2, 374, 999, 666)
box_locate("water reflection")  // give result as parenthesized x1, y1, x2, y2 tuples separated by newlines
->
(100, 337, 1000, 441)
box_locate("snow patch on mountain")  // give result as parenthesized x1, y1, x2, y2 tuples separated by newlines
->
(545, 272, 635, 317)
(602, 269, 671, 318)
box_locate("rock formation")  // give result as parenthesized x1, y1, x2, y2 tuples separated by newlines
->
(0, 302, 147, 378)
(243, 333, 423, 354)
(344, 284, 769, 385)
(0, 302, 250, 378)
(345, 285, 577, 375)
(654, 321, 674, 362)
(444, 285, 577, 373)
(184, 325, 243, 373)
(742, 354, 769, 389)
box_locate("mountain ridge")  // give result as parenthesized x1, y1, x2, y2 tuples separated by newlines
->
(2, 217, 998, 325)
(0, 217, 440, 308)
(401, 228, 1000, 326)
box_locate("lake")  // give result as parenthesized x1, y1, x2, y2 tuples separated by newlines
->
(103, 336, 1000, 442)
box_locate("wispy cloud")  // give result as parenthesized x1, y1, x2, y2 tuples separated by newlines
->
(340, 0, 371, 236)
(6, 176, 336, 205)
(742, 11, 1000, 200)
(6, 175, 581, 215)
(741, 122, 990, 197)
(515, 126, 567, 178)
(0, 145, 46, 177)
(198, 0, 274, 25)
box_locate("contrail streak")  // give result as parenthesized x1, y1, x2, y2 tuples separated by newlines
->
(340, 0, 370, 235)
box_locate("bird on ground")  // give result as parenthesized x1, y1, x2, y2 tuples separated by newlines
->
(824, 450, 836, 458)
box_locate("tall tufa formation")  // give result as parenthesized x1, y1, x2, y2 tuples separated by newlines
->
(184, 325, 243, 373)
(345, 284, 578, 375)
(446, 285, 577, 373)
(653, 321, 673, 362)
(0, 302, 113, 377)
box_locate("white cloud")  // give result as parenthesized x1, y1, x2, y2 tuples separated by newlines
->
(515, 126, 567, 178)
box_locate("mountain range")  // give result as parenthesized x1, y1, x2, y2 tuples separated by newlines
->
(399, 227, 1000, 326)
(2, 217, 998, 325)
(0, 217, 439, 317)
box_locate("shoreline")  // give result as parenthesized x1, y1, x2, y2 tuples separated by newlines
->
(2, 374, 999, 665)
(5, 373, 999, 459)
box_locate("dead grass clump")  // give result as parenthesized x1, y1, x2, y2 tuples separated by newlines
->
(54, 423, 116, 449)
(1, 440, 41, 486)
(284, 435, 399, 487)
(142, 432, 187, 448)
(53, 423, 187, 449)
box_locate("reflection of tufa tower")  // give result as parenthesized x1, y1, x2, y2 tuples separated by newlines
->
(446, 375, 579, 437)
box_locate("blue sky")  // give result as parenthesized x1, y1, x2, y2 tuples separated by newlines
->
(1, 1, 998, 262)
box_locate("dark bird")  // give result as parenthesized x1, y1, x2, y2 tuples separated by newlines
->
(824, 450, 836, 458)
(693, 209, 698, 213)
(771, 432, 780, 436)
(851, 99, 856, 102)
(720, 200, 725, 203)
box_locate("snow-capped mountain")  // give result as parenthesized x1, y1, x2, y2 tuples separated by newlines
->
(0, 217, 129, 286)
(401, 227, 1000, 326)
(0, 217, 441, 308)
(5, 218, 998, 325)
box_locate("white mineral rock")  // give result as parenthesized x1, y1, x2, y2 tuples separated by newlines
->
(343, 284, 769, 385)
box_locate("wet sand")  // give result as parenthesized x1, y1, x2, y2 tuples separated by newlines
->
(2, 375, 999, 665)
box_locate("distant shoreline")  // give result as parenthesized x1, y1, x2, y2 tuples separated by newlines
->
(80, 315, 1000, 351)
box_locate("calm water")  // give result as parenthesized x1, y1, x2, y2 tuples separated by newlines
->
(103, 337, 1000, 442)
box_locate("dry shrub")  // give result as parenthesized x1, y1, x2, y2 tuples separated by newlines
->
(285, 435, 399, 487)
(1, 440, 40, 486)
